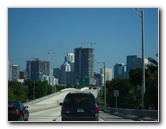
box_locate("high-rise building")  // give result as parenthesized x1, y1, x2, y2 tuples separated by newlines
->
(26, 58, 50, 81)
(65, 53, 74, 63)
(94, 72, 102, 87)
(114, 63, 126, 79)
(20, 71, 24, 79)
(8, 61, 12, 81)
(74, 47, 94, 85)
(100, 67, 112, 86)
(8, 61, 22, 81)
(53, 68, 61, 84)
(61, 62, 71, 84)
(64, 53, 74, 72)
(126, 55, 137, 78)
(131, 57, 148, 69)
(59, 53, 75, 85)
(126, 55, 148, 78)
(11, 65, 20, 81)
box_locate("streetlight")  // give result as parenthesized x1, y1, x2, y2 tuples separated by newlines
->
(103, 62, 106, 107)
(33, 81, 35, 100)
(132, 8, 145, 109)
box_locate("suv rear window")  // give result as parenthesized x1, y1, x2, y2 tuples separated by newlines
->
(63, 94, 95, 104)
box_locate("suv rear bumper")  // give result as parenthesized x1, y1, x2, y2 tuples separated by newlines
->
(62, 114, 99, 121)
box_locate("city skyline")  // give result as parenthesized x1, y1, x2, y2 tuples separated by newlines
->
(8, 8, 158, 72)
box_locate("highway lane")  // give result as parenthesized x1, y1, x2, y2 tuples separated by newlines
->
(29, 107, 61, 122)
(99, 111, 134, 122)
(29, 106, 134, 122)
(28, 88, 134, 122)
(26, 87, 97, 113)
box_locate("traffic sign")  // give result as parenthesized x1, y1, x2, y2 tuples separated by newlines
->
(114, 90, 119, 97)
(79, 77, 89, 87)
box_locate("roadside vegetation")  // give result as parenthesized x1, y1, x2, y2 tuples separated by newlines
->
(8, 80, 71, 102)
(98, 55, 158, 109)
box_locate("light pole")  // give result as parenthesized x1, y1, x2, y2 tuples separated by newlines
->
(33, 81, 35, 100)
(132, 8, 145, 109)
(103, 62, 106, 107)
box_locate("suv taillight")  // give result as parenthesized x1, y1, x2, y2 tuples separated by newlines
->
(62, 106, 66, 113)
(8, 109, 20, 115)
(95, 105, 99, 112)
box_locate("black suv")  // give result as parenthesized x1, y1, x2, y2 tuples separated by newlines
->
(59, 92, 99, 121)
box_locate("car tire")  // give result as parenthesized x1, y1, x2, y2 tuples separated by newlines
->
(95, 117, 99, 121)
(62, 117, 66, 121)
(24, 117, 29, 121)
(19, 115, 23, 121)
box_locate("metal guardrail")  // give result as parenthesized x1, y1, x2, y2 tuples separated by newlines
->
(99, 106, 159, 121)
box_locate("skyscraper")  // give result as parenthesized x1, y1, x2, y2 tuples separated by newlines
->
(126, 55, 137, 78)
(53, 68, 61, 84)
(114, 63, 126, 79)
(126, 55, 148, 78)
(11, 65, 20, 81)
(65, 53, 74, 63)
(131, 57, 148, 69)
(74, 47, 94, 85)
(26, 58, 50, 81)
(8, 61, 12, 81)
(100, 67, 112, 86)
(65, 53, 74, 72)
(60, 53, 75, 85)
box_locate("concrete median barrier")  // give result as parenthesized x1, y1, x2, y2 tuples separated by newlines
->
(24, 88, 89, 113)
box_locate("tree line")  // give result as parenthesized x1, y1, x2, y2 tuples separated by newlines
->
(8, 80, 68, 103)
(98, 56, 158, 109)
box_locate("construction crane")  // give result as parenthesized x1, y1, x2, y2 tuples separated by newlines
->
(80, 41, 84, 48)
(80, 41, 96, 48)
(89, 42, 96, 48)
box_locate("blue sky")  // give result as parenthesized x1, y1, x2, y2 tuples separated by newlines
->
(8, 8, 158, 72)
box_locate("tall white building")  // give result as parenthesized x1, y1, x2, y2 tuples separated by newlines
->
(12, 65, 20, 81)
(105, 68, 113, 81)
(65, 53, 74, 63)
(8, 61, 12, 81)
(100, 67, 112, 86)
(61, 53, 75, 85)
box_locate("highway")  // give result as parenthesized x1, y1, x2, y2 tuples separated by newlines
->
(29, 106, 61, 121)
(29, 106, 134, 122)
(25, 87, 135, 122)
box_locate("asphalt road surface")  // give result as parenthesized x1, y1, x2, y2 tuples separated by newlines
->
(29, 106, 134, 122)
